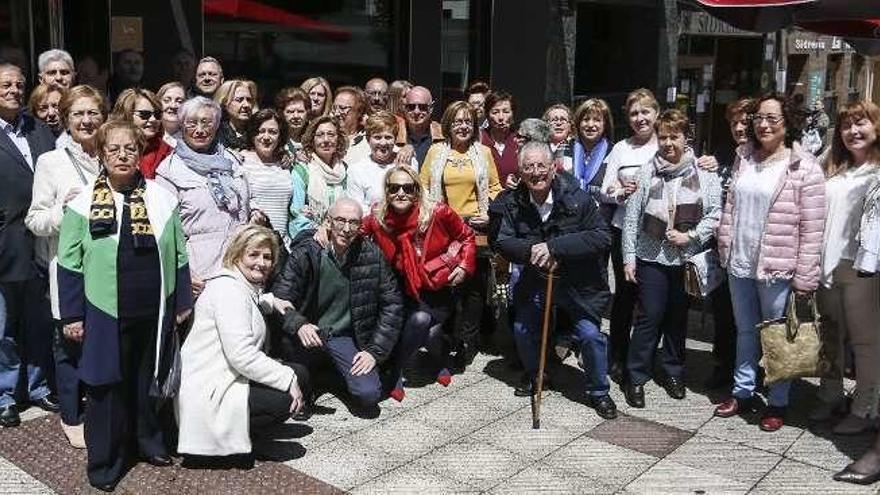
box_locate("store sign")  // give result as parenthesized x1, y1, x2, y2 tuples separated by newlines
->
(789, 35, 851, 53)
(682, 11, 758, 37)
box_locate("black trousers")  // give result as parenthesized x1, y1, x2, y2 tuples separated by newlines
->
(627, 261, 688, 386)
(452, 256, 490, 364)
(709, 279, 737, 377)
(609, 227, 638, 366)
(84, 317, 165, 488)
(54, 322, 83, 426)
(248, 361, 310, 430)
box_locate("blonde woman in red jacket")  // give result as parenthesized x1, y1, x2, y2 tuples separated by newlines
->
(361, 165, 477, 401)
(714, 93, 826, 432)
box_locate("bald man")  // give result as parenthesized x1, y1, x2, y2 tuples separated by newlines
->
(273, 198, 402, 415)
(365, 78, 389, 112)
(396, 86, 444, 167)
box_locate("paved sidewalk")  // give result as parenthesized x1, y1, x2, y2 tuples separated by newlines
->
(0, 312, 877, 494)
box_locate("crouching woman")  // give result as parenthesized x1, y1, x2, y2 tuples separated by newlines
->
(176, 225, 308, 466)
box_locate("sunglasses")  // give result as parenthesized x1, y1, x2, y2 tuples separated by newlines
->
(386, 183, 417, 195)
(405, 103, 431, 112)
(134, 110, 162, 120)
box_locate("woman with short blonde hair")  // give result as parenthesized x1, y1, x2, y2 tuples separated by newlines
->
(28, 84, 65, 135)
(349, 110, 414, 212)
(178, 224, 307, 463)
(214, 79, 259, 150)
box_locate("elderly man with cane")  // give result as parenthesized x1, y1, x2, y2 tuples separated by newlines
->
(490, 141, 616, 420)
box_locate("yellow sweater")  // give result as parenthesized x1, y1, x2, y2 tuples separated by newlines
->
(419, 143, 502, 217)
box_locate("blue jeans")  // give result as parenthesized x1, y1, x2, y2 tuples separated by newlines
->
(513, 278, 609, 396)
(0, 279, 52, 408)
(728, 275, 792, 407)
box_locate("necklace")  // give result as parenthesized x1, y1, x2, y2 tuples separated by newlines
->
(448, 152, 470, 170)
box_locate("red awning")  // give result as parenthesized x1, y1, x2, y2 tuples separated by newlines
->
(695, 0, 880, 45)
(798, 19, 880, 39)
(204, 0, 351, 41)
(695, 0, 815, 6)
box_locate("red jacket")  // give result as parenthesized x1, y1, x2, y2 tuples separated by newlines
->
(363, 203, 477, 294)
(481, 128, 519, 181)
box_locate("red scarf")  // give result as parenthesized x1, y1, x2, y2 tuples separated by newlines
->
(381, 206, 425, 300)
(139, 137, 173, 179)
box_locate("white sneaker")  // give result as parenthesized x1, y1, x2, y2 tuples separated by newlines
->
(61, 421, 86, 449)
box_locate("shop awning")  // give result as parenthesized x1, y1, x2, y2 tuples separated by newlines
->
(695, 0, 880, 53)
(204, 0, 351, 41)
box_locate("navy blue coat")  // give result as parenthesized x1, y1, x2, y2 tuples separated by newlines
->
(0, 113, 55, 282)
(489, 174, 611, 322)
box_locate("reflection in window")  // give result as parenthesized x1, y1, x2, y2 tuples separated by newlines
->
(204, 0, 396, 104)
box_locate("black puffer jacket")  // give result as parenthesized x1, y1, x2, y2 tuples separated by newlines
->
(272, 231, 403, 363)
(489, 174, 611, 323)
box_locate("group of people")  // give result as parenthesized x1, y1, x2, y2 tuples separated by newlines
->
(2, 47, 880, 490)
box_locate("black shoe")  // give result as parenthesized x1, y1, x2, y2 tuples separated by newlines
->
(586, 394, 618, 420)
(624, 383, 645, 408)
(32, 394, 60, 413)
(662, 377, 687, 400)
(608, 361, 625, 385)
(833, 464, 880, 485)
(292, 402, 313, 421)
(92, 482, 118, 492)
(0, 405, 20, 427)
(145, 454, 173, 467)
(514, 373, 552, 397)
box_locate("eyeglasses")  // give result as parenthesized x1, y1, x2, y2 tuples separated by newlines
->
(134, 110, 161, 120)
(405, 103, 431, 112)
(521, 163, 551, 174)
(330, 216, 362, 228)
(104, 144, 140, 156)
(547, 117, 570, 124)
(751, 113, 784, 126)
(184, 119, 214, 131)
(386, 183, 417, 195)
(451, 119, 473, 128)
(366, 90, 386, 97)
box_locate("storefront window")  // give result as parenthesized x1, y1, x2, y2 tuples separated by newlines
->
(440, 0, 490, 106)
(204, 0, 399, 104)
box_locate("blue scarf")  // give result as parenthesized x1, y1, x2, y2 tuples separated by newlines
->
(573, 137, 609, 190)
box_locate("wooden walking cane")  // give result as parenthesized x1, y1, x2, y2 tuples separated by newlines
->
(532, 265, 556, 429)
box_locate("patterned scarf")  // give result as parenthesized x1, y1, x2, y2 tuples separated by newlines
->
(174, 139, 241, 212)
(89, 170, 155, 248)
(641, 150, 702, 239)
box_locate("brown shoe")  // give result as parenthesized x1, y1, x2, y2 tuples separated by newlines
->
(714, 397, 741, 418)
(760, 407, 786, 432)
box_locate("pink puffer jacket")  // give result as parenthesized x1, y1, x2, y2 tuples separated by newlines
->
(717, 145, 826, 292)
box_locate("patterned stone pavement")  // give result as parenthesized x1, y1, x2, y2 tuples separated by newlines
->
(0, 310, 878, 494)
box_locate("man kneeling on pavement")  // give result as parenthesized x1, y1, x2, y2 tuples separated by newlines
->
(273, 198, 403, 416)
(490, 141, 617, 419)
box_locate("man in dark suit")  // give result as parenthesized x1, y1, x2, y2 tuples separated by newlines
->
(0, 62, 59, 427)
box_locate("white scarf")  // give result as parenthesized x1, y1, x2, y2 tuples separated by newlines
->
(427, 142, 490, 215)
(306, 155, 347, 221)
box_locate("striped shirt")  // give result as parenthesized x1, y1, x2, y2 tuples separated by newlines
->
(241, 156, 293, 236)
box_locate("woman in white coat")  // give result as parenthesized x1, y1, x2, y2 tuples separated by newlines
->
(25, 84, 107, 449)
(176, 225, 307, 465)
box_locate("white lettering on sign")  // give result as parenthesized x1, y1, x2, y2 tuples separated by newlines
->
(794, 39, 826, 51)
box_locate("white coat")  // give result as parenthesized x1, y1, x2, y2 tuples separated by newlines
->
(176, 268, 296, 456)
(25, 145, 100, 318)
